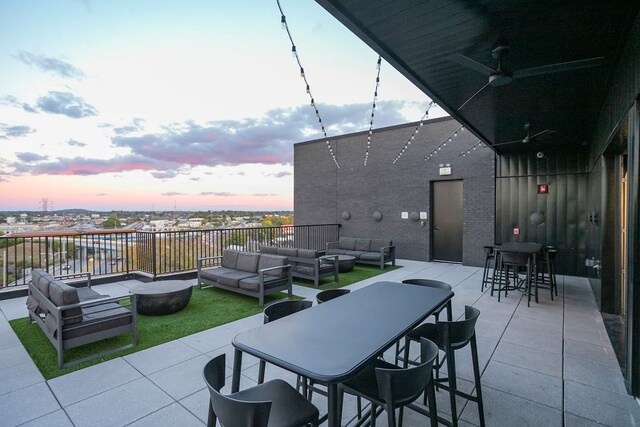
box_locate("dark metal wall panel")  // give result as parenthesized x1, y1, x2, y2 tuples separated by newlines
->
(586, 158, 603, 307)
(591, 14, 640, 165)
(496, 148, 589, 276)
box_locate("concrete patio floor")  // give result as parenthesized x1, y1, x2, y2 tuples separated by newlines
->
(1, 260, 639, 426)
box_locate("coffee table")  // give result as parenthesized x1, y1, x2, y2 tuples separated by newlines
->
(130, 280, 193, 315)
(336, 255, 356, 273)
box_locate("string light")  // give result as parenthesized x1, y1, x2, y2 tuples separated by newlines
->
(392, 101, 436, 164)
(277, 0, 339, 168)
(423, 125, 465, 161)
(457, 139, 484, 157)
(364, 56, 382, 166)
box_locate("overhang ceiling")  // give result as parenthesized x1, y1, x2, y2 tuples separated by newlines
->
(316, 0, 639, 153)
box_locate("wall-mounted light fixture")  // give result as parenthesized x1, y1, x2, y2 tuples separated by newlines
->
(530, 211, 545, 225)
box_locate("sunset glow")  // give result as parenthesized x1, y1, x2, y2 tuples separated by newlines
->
(0, 0, 442, 211)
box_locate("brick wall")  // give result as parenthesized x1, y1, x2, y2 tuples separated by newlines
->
(294, 117, 495, 266)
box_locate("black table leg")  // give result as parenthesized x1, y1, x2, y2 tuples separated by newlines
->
(231, 348, 242, 393)
(327, 383, 339, 427)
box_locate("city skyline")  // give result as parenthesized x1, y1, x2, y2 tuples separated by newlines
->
(0, 1, 443, 211)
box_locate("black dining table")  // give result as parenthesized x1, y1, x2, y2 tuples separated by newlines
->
(231, 281, 454, 426)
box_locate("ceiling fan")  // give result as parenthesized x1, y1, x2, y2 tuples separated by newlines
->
(449, 40, 604, 110)
(490, 122, 556, 147)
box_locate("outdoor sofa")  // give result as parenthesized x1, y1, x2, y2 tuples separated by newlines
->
(259, 245, 339, 288)
(326, 237, 396, 269)
(27, 268, 138, 369)
(197, 250, 292, 306)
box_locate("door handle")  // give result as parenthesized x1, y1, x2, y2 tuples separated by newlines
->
(433, 227, 439, 231)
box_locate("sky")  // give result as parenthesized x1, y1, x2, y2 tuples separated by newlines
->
(0, 0, 444, 212)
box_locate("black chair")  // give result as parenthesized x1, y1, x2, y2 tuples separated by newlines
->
(316, 288, 350, 304)
(491, 250, 533, 304)
(338, 338, 440, 427)
(203, 354, 319, 427)
(395, 279, 452, 366)
(481, 245, 495, 291)
(259, 300, 313, 385)
(402, 305, 485, 427)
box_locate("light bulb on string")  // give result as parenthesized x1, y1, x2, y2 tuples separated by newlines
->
(291, 45, 296, 56)
(281, 15, 286, 29)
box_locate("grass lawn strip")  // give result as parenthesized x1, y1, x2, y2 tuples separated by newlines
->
(12, 264, 401, 379)
(294, 264, 401, 290)
(11, 287, 287, 380)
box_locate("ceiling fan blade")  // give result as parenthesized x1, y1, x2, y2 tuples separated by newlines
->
(490, 139, 525, 147)
(513, 57, 604, 79)
(529, 129, 556, 139)
(458, 82, 490, 110)
(448, 53, 495, 76)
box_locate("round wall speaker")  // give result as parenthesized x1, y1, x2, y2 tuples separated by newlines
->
(373, 211, 382, 221)
(342, 211, 351, 220)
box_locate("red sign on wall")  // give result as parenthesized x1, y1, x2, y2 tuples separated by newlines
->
(538, 184, 549, 194)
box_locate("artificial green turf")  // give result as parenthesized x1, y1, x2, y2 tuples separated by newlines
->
(11, 265, 399, 379)
(295, 264, 401, 290)
(10, 287, 289, 380)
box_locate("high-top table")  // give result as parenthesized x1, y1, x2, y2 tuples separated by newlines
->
(493, 242, 544, 304)
(231, 281, 454, 426)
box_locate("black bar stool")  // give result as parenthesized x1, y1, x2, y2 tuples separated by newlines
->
(316, 288, 350, 304)
(401, 305, 485, 427)
(258, 300, 312, 386)
(537, 247, 558, 299)
(395, 279, 452, 368)
(491, 250, 532, 303)
(481, 245, 495, 291)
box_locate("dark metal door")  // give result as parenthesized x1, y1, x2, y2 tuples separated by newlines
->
(432, 180, 463, 262)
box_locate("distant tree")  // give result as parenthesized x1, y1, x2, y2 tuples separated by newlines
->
(227, 230, 247, 248)
(102, 216, 121, 228)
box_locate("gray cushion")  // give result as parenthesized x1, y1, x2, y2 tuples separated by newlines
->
(338, 237, 357, 250)
(326, 249, 349, 256)
(355, 239, 371, 252)
(259, 245, 278, 254)
(200, 267, 237, 282)
(48, 281, 82, 326)
(32, 269, 51, 298)
(258, 254, 288, 277)
(221, 250, 240, 269)
(26, 295, 43, 315)
(77, 287, 105, 301)
(360, 252, 384, 261)
(293, 265, 315, 276)
(239, 276, 285, 292)
(344, 250, 367, 258)
(62, 303, 132, 340)
(216, 271, 257, 288)
(236, 252, 260, 273)
(370, 239, 392, 255)
(276, 247, 298, 258)
(297, 249, 319, 259)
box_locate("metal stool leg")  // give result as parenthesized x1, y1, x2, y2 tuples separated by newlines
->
(471, 336, 485, 427)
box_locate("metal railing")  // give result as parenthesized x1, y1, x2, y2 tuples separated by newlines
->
(1, 224, 340, 287)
